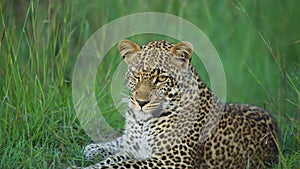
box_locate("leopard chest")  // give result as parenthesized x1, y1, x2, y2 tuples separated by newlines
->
(125, 118, 152, 159)
(125, 114, 178, 159)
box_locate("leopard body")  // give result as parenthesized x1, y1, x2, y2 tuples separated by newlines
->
(81, 40, 278, 169)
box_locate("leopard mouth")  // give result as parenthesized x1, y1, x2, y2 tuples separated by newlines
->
(130, 100, 162, 114)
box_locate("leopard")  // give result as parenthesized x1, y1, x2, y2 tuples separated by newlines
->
(79, 40, 279, 169)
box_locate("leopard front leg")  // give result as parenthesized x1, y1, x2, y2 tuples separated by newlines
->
(84, 136, 123, 160)
(83, 155, 194, 169)
(83, 151, 133, 169)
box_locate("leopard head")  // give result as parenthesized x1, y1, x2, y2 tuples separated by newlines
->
(118, 40, 198, 118)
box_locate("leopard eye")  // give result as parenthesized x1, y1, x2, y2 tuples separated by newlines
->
(132, 72, 140, 79)
(158, 75, 168, 82)
(155, 75, 169, 83)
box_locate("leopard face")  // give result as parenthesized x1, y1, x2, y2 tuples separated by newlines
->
(120, 40, 197, 120)
(128, 68, 175, 114)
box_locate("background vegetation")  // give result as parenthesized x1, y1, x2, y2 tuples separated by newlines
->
(0, 0, 299, 168)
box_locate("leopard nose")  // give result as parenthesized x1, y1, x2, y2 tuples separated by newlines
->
(136, 99, 150, 108)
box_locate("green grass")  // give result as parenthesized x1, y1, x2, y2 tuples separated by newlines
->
(0, 0, 299, 168)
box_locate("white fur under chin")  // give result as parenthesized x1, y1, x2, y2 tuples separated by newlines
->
(133, 110, 153, 121)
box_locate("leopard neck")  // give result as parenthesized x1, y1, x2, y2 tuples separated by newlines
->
(189, 65, 224, 108)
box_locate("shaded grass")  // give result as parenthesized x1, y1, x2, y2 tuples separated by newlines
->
(0, 0, 299, 168)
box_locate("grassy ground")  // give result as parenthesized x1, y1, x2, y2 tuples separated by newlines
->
(0, 0, 299, 168)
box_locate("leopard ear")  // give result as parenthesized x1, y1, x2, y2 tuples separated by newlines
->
(170, 41, 193, 70)
(118, 40, 140, 65)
